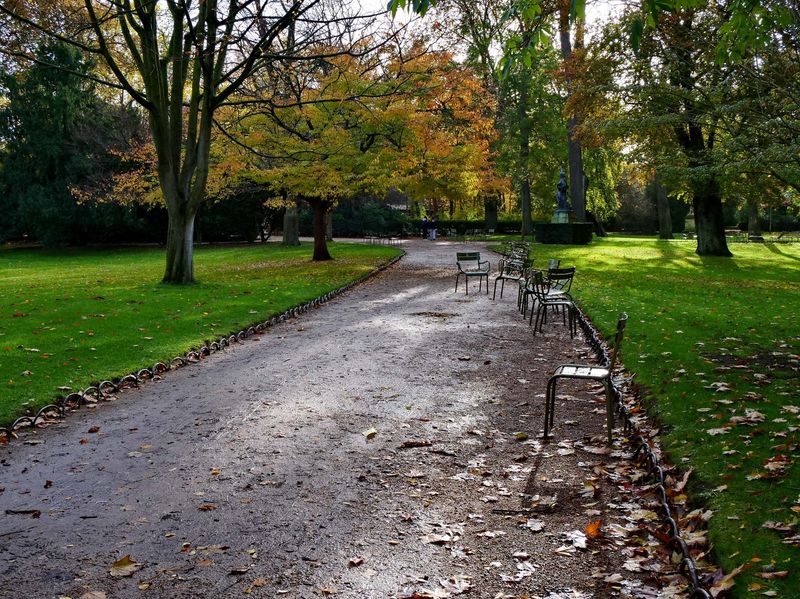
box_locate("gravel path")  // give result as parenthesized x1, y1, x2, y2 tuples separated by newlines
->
(0, 240, 669, 598)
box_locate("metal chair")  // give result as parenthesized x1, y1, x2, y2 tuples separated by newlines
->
(528, 271, 576, 337)
(493, 257, 525, 300)
(518, 265, 536, 314)
(544, 266, 575, 300)
(455, 251, 490, 294)
(544, 313, 628, 444)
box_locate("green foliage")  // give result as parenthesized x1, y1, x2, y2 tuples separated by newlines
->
(0, 42, 94, 244)
(0, 243, 401, 424)
(0, 41, 147, 246)
(530, 236, 800, 599)
(632, 0, 793, 62)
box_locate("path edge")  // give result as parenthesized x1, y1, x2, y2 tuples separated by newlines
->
(0, 249, 406, 444)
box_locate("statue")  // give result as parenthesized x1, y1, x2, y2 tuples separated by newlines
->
(556, 167, 570, 211)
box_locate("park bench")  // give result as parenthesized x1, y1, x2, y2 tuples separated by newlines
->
(455, 251, 490, 294)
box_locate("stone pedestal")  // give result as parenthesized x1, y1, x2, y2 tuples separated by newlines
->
(551, 210, 574, 224)
(684, 211, 695, 233)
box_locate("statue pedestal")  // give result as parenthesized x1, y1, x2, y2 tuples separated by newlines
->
(535, 216, 593, 245)
(551, 210, 574, 224)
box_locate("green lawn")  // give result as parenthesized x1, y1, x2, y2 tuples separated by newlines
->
(526, 237, 799, 598)
(0, 242, 401, 425)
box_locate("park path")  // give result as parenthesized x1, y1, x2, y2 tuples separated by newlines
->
(0, 240, 669, 598)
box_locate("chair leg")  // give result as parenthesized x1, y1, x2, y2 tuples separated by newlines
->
(545, 376, 558, 436)
(532, 304, 543, 335)
(603, 379, 614, 445)
(493, 276, 499, 300)
(500, 278, 505, 298)
(455, 274, 460, 293)
(484, 275, 489, 294)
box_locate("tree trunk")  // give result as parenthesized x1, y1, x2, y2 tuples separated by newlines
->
(693, 178, 731, 256)
(163, 208, 197, 284)
(652, 181, 673, 240)
(309, 198, 333, 261)
(520, 178, 532, 238)
(586, 211, 607, 237)
(518, 79, 533, 237)
(325, 210, 334, 241)
(559, 2, 586, 221)
(282, 198, 300, 246)
(484, 196, 498, 230)
(567, 119, 585, 220)
(747, 200, 761, 236)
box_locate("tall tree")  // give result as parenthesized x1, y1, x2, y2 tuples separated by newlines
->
(0, 0, 384, 282)
(0, 40, 144, 245)
(557, 0, 586, 220)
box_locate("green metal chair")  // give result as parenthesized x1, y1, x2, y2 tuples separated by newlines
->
(544, 313, 628, 444)
(492, 253, 526, 300)
(528, 271, 576, 337)
(455, 252, 490, 294)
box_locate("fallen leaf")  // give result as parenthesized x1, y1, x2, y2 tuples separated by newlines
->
(522, 518, 545, 532)
(399, 439, 432, 449)
(754, 571, 788, 579)
(476, 530, 506, 538)
(348, 557, 364, 568)
(709, 564, 745, 597)
(585, 519, 603, 539)
(363, 427, 378, 440)
(109, 555, 142, 578)
(198, 503, 217, 511)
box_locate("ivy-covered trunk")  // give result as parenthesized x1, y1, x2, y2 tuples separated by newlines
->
(308, 198, 332, 261)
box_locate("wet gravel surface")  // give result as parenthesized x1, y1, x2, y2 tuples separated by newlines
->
(0, 240, 668, 598)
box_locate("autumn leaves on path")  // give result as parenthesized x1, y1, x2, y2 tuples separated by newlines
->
(1, 240, 688, 598)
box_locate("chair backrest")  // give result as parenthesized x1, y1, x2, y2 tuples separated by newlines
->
(547, 267, 576, 292)
(607, 313, 628, 371)
(547, 258, 561, 270)
(530, 270, 549, 299)
(519, 263, 535, 283)
(501, 257, 525, 276)
(457, 252, 481, 268)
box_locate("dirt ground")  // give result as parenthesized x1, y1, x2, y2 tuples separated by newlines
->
(0, 240, 676, 598)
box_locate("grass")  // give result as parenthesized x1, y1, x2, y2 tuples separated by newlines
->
(519, 237, 799, 598)
(0, 242, 401, 425)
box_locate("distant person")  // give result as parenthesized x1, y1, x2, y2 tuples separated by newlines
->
(421, 216, 429, 239)
(430, 217, 437, 240)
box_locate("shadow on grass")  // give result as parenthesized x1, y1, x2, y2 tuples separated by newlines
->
(765, 242, 800, 263)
